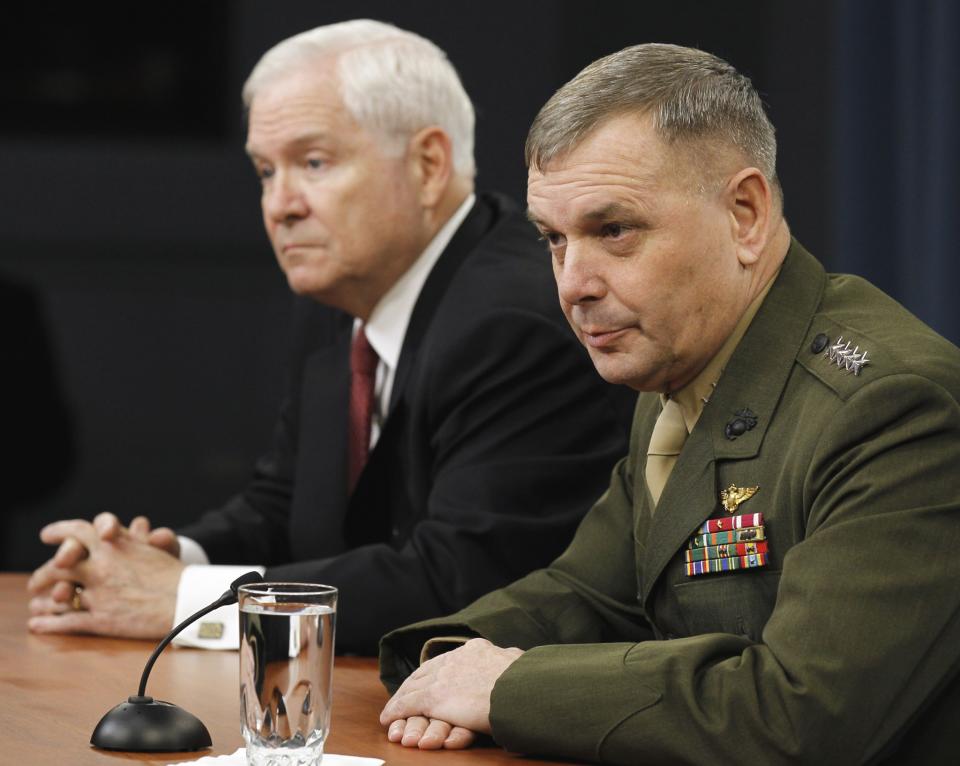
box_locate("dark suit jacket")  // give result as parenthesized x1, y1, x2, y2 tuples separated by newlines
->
(180, 193, 635, 654)
(381, 240, 960, 764)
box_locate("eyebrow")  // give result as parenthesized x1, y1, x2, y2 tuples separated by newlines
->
(245, 131, 334, 159)
(526, 201, 641, 229)
(580, 202, 638, 222)
(525, 208, 546, 227)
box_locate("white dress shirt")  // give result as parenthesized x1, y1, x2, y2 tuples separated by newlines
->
(172, 194, 476, 648)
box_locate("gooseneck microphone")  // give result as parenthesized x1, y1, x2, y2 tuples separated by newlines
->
(90, 571, 263, 752)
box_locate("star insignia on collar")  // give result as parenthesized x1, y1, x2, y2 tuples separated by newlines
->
(825, 336, 870, 375)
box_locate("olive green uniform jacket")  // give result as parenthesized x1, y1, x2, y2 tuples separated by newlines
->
(380, 242, 960, 765)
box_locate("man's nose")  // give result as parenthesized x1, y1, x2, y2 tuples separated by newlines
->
(556, 243, 606, 305)
(262, 170, 309, 222)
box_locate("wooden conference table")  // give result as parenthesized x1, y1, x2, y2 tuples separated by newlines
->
(0, 574, 572, 765)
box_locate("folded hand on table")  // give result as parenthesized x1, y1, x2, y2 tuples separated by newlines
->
(26, 511, 183, 639)
(379, 638, 523, 750)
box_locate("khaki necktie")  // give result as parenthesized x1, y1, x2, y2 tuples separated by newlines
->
(348, 327, 379, 495)
(645, 398, 688, 507)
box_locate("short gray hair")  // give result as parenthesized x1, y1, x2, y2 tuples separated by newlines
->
(526, 43, 778, 192)
(243, 20, 476, 178)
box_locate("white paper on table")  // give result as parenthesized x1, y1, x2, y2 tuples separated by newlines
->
(166, 747, 384, 765)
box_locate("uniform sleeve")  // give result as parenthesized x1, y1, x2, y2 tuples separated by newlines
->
(488, 374, 960, 765)
(380, 449, 655, 688)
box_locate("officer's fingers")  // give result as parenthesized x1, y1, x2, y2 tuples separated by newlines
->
(387, 719, 407, 743)
(380, 685, 429, 725)
(443, 726, 476, 750)
(418, 719, 452, 750)
(400, 716, 430, 748)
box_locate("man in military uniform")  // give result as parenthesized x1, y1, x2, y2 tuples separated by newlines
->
(377, 44, 960, 763)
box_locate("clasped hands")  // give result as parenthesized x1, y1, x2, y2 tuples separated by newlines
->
(26, 511, 185, 639)
(27, 512, 521, 751)
(379, 638, 523, 750)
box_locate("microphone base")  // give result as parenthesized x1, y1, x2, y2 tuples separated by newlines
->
(90, 696, 212, 752)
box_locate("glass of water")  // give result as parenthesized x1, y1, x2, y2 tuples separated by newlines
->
(238, 583, 337, 766)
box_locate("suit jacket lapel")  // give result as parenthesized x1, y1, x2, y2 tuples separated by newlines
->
(640, 407, 719, 602)
(641, 241, 827, 600)
(298, 317, 353, 556)
(349, 194, 501, 523)
(387, 194, 498, 415)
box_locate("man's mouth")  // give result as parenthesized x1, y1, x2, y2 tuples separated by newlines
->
(581, 327, 628, 349)
(282, 242, 320, 253)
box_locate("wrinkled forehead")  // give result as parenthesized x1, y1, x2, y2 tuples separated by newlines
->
(526, 113, 736, 228)
(526, 115, 677, 223)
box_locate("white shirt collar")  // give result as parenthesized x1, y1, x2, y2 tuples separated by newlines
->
(359, 192, 476, 372)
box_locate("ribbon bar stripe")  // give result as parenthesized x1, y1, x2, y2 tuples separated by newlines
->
(697, 512, 764, 535)
(685, 552, 769, 576)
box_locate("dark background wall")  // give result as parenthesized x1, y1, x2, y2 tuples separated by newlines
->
(2, 1, 956, 569)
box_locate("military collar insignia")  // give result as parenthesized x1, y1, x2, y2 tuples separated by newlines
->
(824, 335, 870, 375)
(720, 484, 760, 513)
(724, 408, 758, 440)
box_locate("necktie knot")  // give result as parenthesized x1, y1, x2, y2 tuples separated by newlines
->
(351, 328, 379, 377)
(647, 399, 687, 457)
(645, 398, 689, 507)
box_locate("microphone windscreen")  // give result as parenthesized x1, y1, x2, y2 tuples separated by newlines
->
(229, 571, 264, 595)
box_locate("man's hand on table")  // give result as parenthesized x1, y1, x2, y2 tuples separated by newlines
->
(380, 638, 524, 750)
(26, 511, 183, 639)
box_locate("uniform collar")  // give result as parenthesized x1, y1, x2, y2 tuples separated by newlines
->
(667, 270, 779, 433)
(705, 239, 828, 459)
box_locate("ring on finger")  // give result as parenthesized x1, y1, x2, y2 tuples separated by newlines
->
(71, 584, 85, 611)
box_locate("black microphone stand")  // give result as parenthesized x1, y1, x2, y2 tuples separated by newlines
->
(90, 571, 263, 752)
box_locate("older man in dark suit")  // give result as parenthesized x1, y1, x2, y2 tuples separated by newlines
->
(26, 20, 633, 654)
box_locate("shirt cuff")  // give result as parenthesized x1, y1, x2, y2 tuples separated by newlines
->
(420, 636, 471, 665)
(177, 535, 210, 565)
(172, 564, 265, 650)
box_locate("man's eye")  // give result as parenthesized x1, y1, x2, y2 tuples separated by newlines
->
(541, 231, 566, 247)
(255, 166, 274, 182)
(306, 158, 325, 170)
(601, 222, 626, 238)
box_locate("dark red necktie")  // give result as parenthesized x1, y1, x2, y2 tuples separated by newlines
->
(348, 327, 379, 494)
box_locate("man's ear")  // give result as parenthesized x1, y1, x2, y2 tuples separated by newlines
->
(408, 126, 454, 208)
(725, 167, 775, 266)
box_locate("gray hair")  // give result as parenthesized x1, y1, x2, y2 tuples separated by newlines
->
(526, 43, 778, 194)
(243, 20, 476, 178)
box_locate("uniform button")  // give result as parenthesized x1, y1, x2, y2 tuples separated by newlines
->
(811, 332, 829, 354)
(391, 526, 400, 538)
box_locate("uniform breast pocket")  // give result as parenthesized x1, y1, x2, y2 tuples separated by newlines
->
(673, 570, 781, 642)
